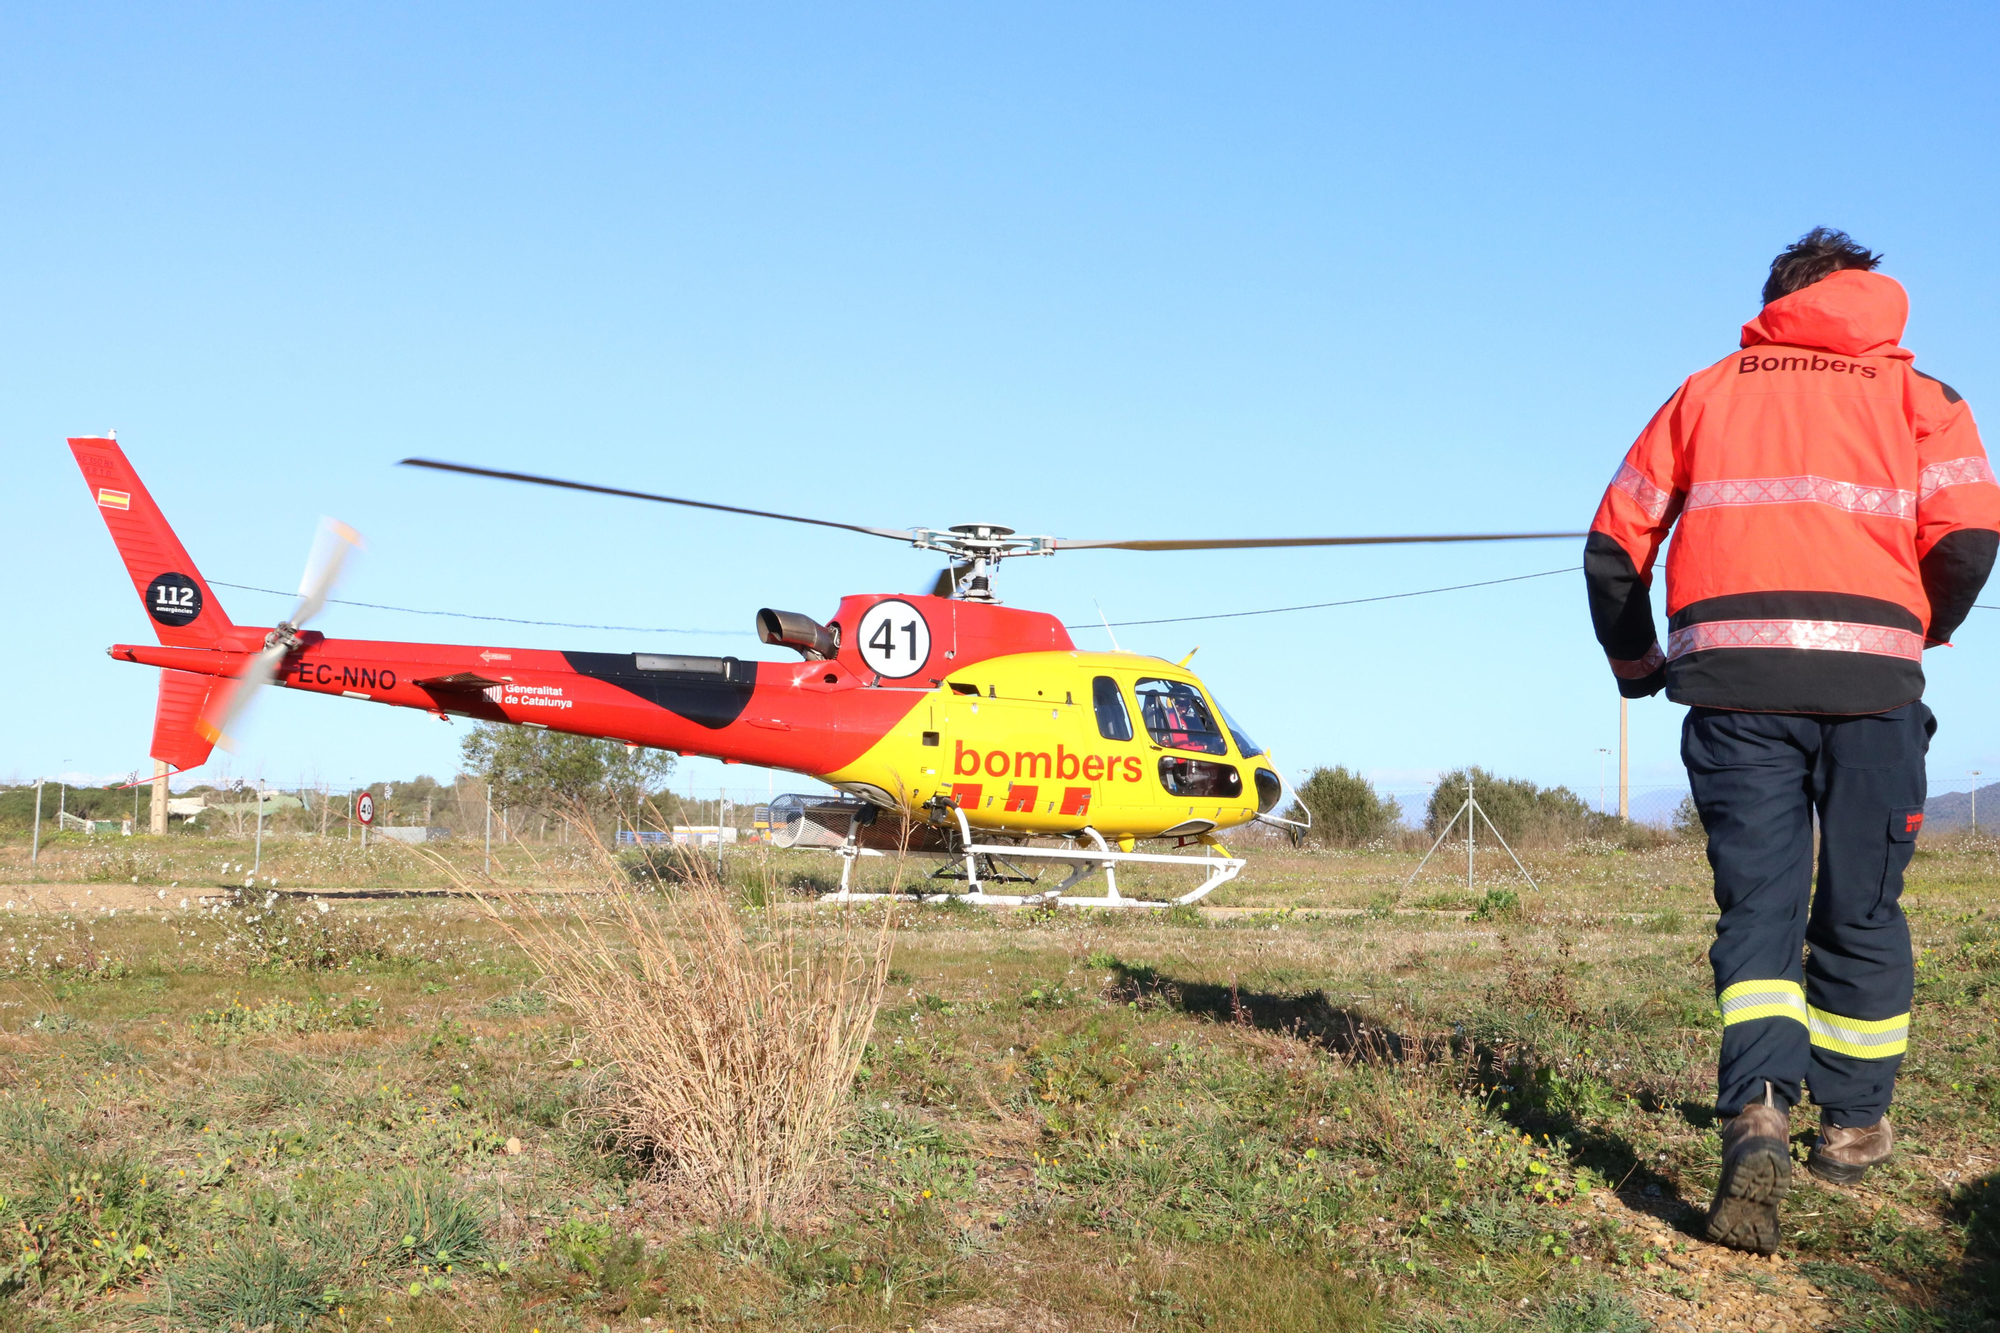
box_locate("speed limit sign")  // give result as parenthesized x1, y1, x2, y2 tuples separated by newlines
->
(356, 792, 375, 825)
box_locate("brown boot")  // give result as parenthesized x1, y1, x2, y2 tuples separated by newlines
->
(1704, 1082, 1792, 1255)
(1806, 1114, 1893, 1185)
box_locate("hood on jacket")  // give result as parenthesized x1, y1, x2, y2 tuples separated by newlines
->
(1740, 269, 1911, 360)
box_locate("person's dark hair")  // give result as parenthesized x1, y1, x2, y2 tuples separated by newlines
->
(1763, 227, 1882, 305)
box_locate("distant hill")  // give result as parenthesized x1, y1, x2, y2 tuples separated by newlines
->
(1925, 782, 2000, 832)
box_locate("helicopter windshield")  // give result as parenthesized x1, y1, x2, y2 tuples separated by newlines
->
(1133, 678, 1228, 756)
(1216, 703, 1264, 759)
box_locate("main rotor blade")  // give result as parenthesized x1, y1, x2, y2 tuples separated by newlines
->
(400, 459, 916, 543)
(1052, 531, 1586, 552)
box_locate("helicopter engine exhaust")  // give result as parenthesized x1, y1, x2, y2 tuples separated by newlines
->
(756, 608, 838, 660)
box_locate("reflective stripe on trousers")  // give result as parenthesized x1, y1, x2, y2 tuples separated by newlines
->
(1719, 979, 1907, 1058)
(1806, 1007, 1909, 1058)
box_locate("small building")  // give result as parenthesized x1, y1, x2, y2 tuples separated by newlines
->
(373, 827, 454, 844)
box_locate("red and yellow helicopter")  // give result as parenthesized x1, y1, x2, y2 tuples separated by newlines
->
(71, 437, 1578, 906)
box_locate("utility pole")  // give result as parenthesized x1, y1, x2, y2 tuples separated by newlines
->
(1972, 771, 1984, 837)
(1596, 747, 1610, 815)
(1618, 698, 1630, 821)
(484, 782, 493, 878)
(717, 789, 729, 877)
(253, 780, 265, 874)
(151, 758, 168, 835)
(30, 780, 43, 866)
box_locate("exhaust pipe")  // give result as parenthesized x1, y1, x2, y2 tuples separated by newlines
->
(757, 608, 838, 661)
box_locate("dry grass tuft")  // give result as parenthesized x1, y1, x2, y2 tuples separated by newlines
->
(452, 818, 894, 1223)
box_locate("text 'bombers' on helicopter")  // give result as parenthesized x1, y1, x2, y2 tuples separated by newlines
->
(71, 440, 1583, 908)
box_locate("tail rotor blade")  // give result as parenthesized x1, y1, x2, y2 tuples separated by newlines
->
(291, 519, 363, 627)
(196, 643, 285, 752)
(199, 518, 362, 751)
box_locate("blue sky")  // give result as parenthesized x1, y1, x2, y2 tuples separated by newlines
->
(4, 3, 1998, 814)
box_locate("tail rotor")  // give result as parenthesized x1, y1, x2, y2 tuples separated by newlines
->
(198, 519, 362, 749)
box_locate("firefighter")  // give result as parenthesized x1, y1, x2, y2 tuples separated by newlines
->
(1586, 229, 2000, 1254)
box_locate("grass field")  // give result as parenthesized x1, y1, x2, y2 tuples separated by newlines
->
(0, 830, 1993, 1331)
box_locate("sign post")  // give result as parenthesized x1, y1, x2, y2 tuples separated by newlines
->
(357, 790, 375, 851)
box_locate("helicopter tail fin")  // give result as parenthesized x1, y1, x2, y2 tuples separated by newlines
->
(152, 669, 222, 773)
(69, 436, 239, 649)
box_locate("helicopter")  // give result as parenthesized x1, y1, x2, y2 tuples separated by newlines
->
(70, 436, 1581, 907)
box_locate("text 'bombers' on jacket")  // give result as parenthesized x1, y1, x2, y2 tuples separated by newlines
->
(1586, 269, 2000, 715)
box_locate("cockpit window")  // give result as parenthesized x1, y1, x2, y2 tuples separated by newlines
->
(1092, 676, 1133, 741)
(1217, 703, 1264, 759)
(1133, 678, 1228, 755)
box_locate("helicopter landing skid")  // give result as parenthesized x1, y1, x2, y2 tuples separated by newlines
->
(819, 807, 1245, 909)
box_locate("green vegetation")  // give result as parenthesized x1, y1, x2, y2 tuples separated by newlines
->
(1422, 766, 1648, 849)
(1288, 765, 1402, 847)
(0, 835, 1989, 1328)
(459, 722, 675, 824)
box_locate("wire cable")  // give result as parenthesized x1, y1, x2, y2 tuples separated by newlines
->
(1069, 566, 1579, 629)
(211, 564, 1583, 637)
(205, 581, 750, 636)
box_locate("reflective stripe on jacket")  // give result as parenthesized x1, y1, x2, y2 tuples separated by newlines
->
(1587, 270, 2000, 714)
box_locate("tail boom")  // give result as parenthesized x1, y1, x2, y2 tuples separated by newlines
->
(107, 634, 924, 777)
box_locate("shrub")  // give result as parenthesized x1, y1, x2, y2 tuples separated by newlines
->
(1425, 768, 1607, 848)
(1288, 766, 1401, 847)
(479, 828, 893, 1222)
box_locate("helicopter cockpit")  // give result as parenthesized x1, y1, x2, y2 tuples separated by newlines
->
(1134, 678, 1229, 755)
(1135, 678, 1246, 800)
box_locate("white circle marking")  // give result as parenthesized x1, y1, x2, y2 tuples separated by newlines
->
(856, 598, 932, 679)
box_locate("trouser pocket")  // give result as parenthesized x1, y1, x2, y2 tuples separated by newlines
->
(1878, 805, 1923, 920)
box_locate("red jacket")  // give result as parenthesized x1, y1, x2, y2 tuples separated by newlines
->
(1587, 270, 2000, 714)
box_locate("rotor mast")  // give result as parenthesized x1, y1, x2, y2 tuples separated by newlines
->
(909, 524, 1056, 602)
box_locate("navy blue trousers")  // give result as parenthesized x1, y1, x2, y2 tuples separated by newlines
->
(1682, 703, 1931, 1126)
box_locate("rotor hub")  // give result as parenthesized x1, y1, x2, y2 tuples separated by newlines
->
(910, 525, 1058, 601)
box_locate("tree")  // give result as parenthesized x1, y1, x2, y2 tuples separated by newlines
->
(1672, 794, 1705, 841)
(1288, 766, 1401, 847)
(460, 724, 676, 825)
